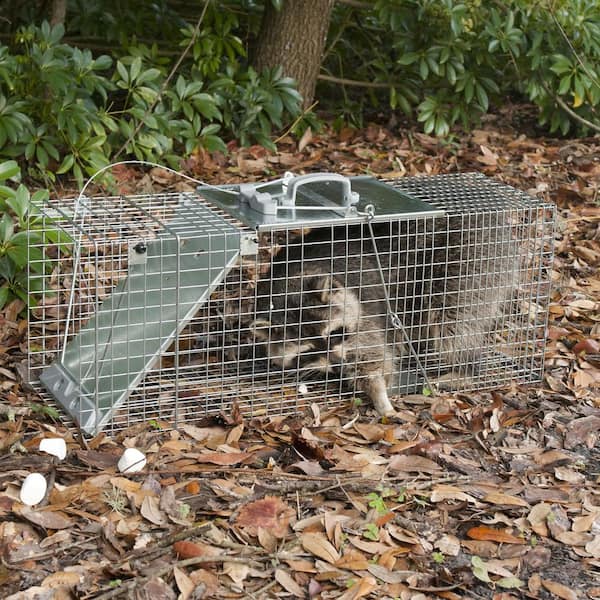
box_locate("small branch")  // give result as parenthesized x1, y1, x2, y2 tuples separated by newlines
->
(113, 1, 210, 160)
(318, 73, 392, 88)
(336, 0, 374, 9)
(90, 554, 266, 599)
(541, 80, 600, 134)
(274, 100, 319, 144)
(549, 7, 600, 91)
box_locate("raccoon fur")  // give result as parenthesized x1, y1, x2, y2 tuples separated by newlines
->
(244, 215, 518, 416)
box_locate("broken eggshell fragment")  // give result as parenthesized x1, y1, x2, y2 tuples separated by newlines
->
(20, 473, 48, 506)
(39, 437, 67, 460)
(118, 447, 147, 473)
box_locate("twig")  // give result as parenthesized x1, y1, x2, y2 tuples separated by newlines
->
(90, 554, 264, 599)
(113, 1, 210, 160)
(336, 0, 374, 9)
(541, 80, 600, 133)
(273, 100, 319, 144)
(318, 73, 391, 89)
(247, 579, 278, 599)
(7, 538, 95, 564)
(549, 7, 600, 91)
(114, 522, 213, 568)
(0, 403, 30, 417)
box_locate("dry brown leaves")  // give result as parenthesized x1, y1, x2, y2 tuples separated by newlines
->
(1, 106, 599, 598)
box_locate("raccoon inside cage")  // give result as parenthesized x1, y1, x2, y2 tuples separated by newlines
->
(28, 172, 555, 435)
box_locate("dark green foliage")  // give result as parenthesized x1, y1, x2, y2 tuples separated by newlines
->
(322, 0, 600, 136)
(0, 160, 55, 310)
(0, 0, 597, 183)
(0, 16, 302, 183)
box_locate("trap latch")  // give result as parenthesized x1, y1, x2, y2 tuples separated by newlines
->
(238, 172, 360, 215)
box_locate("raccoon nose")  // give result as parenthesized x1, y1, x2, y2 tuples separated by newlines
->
(329, 327, 346, 341)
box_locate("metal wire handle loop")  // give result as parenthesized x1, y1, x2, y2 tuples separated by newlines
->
(363, 210, 435, 395)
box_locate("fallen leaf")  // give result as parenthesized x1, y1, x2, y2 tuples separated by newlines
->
(137, 577, 176, 600)
(466, 526, 525, 544)
(535, 449, 572, 468)
(41, 571, 82, 588)
(222, 561, 249, 585)
(564, 415, 600, 449)
(435, 534, 461, 556)
(389, 455, 441, 473)
(336, 575, 378, 600)
(555, 530, 593, 546)
(174, 566, 195, 600)
(195, 451, 252, 465)
(541, 579, 578, 600)
(496, 575, 525, 589)
(546, 505, 570, 539)
(275, 568, 305, 597)
(335, 549, 369, 570)
(554, 466, 585, 484)
(585, 535, 600, 558)
(527, 503, 551, 536)
(174, 541, 217, 562)
(430, 485, 479, 504)
(482, 492, 529, 507)
(572, 512, 599, 533)
(185, 481, 201, 495)
(298, 127, 313, 152)
(301, 532, 340, 563)
(15, 506, 75, 530)
(290, 460, 326, 476)
(234, 496, 294, 538)
(141, 496, 167, 526)
(5, 587, 57, 600)
(366, 564, 414, 584)
(572, 338, 600, 354)
(257, 526, 277, 552)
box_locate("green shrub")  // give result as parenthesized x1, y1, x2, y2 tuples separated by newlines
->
(0, 160, 50, 309)
(0, 19, 302, 184)
(1, 0, 596, 169)
(323, 0, 600, 136)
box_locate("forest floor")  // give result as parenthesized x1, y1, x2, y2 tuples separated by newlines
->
(1, 105, 599, 599)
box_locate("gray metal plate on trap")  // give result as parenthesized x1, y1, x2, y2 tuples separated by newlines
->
(199, 176, 445, 229)
(40, 200, 242, 435)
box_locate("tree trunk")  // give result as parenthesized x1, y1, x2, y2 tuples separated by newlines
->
(50, 0, 67, 27)
(252, 0, 335, 109)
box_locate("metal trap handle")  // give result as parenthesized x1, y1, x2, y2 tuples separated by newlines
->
(282, 173, 358, 207)
(239, 172, 359, 215)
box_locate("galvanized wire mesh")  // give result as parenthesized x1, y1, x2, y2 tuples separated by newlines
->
(28, 174, 555, 434)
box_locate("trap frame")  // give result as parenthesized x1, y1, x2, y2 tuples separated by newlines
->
(28, 173, 555, 435)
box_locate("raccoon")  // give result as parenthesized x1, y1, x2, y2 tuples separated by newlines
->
(246, 215, 518, 416)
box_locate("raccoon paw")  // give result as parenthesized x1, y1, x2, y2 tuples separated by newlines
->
(364, 376, 396, 417)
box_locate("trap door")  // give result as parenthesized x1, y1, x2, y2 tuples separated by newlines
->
(40, 199, 243, 435)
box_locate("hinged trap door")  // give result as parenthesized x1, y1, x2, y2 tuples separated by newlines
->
(40, 200, 243, 435)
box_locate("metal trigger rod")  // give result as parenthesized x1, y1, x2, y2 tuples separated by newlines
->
(361, 204, 435, 396)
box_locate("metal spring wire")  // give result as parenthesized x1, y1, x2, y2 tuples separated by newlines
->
(362, 203, 435, 397)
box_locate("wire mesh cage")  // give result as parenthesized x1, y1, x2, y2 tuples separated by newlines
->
(28, 172, 555, 435)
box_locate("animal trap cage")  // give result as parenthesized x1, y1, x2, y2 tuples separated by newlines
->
(28, 172, 555, 435)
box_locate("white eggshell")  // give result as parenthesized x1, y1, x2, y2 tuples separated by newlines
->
(298, 383, 309, 395)
(20, 473, 48, 506)
(39, 438, 67, 460)
(118, 448, 147, 473)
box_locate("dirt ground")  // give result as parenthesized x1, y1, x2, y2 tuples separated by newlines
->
(0, 107, 599, 599)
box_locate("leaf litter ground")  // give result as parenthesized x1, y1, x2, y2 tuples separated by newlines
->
(0, 106, 599, 599)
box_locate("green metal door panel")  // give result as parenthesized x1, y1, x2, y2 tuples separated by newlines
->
(40, 202, 242, 434)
